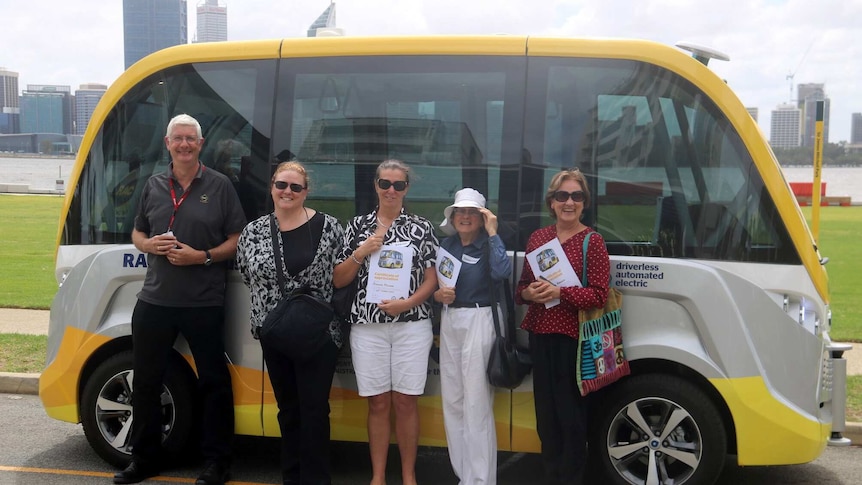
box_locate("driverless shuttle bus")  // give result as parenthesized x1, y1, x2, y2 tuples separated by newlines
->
(39, 35, 839, 484)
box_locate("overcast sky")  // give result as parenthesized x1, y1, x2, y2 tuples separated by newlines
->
(1, 0, 859, 142)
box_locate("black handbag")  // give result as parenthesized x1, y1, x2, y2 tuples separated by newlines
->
(331, 282, 357, 322)
(260, 285, 334, 362)
(259, 214, 333, 362)
(486, 245, 531, 389)
(330, 225, 364, 349)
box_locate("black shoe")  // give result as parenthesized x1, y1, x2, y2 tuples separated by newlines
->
(195, 461, 231, 485)
(113, 461, 159, 484)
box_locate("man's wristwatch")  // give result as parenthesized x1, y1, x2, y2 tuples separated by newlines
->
(204, 250, 213, 266)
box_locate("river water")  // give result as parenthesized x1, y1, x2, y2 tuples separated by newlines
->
(0, 156, 76, 190)
(0, 156, 859, 201)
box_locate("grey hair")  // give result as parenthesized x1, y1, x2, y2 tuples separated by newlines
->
(166, 113, 202, 139)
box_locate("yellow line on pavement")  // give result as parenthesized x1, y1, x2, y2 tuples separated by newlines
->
(0, 465, 268, 484)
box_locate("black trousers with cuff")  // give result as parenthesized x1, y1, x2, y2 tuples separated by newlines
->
(129, 301, 234, 466)
(530, 332, 591, 485)
(261, 335, 339, 485)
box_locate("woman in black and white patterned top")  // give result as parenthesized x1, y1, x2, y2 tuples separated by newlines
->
(333, 159, 439, 485)
(236, 161, 344, 485)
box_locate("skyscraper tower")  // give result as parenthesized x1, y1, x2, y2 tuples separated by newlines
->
(307, 1, 336, 37)
(770, 103, 801, 149)
(21, 85, 74, 135)
(796, 83, 829, 147)
(75, 84, 108, 135)
(196, 0, 227, 43)
(123, 0, 188, 70)
(851, 113, 862, 145)
(0, 68, 20, 134)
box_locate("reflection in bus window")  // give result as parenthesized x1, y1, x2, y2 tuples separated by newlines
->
(65, 61, 276, 245)
(529, 60, 798, 264)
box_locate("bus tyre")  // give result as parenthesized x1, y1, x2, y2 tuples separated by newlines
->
(591, 373, 726, 485)
(80, 350, 195, 468)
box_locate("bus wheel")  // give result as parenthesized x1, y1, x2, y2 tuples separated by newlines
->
(591, 374, 726, 485)
(80, 350, 195, 468)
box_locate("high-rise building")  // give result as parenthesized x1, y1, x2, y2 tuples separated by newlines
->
(796, 83, 830, 147)
(770, 103, 801, 149)
(851, 113, 862, 145)
(20, 85, 73, 135)
(0, 68, 20, 134)
(75, 84, 108, 135)
(123, 0, 188, 70)
(196, 0, 227, 43)
(307, 2, 337, 37)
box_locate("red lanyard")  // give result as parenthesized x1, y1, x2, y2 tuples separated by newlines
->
(166, 164, 204, 232)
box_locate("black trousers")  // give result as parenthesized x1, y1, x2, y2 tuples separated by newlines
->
(530, 332, 590, 485)
(261, 335, 339, 485)
(129, 300, 234, 465)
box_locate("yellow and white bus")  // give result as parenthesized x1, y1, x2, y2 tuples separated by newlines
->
(40, 35, 840, 485)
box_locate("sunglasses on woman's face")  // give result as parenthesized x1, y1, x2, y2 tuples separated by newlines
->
(273, 181, 306, 193)
(552, 190, 586, 203)
(377, 179, 408, 191)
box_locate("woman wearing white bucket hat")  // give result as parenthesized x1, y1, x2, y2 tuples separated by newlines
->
(434, 187, 511, 485)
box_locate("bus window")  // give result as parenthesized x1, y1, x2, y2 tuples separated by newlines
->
(271, 56, 525, 247)
(65, 60, 276, 245)
(525, 58, 799, 263)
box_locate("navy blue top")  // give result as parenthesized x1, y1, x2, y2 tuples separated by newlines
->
(439, 231, 511, 306)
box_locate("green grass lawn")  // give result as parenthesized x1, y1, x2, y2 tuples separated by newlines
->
(0, 194, 64, 309)
(803, 206, 862, 342)
(0, 333, 46, 373)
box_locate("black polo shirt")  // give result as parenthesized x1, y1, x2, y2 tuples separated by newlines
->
(134, 162, 247, 307)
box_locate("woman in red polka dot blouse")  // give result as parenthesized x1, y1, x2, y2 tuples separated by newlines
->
(516, 168, 610, 485)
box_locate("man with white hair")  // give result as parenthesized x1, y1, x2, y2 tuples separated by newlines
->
(115, 113, 246, 485)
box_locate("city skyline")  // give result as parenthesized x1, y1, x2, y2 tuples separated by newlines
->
(0, 0, 859, 141)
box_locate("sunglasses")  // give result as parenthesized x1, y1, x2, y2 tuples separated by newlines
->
(377, 179, 408, 191)
(552, 190, 586, 203)
(273, 181, 306, 193)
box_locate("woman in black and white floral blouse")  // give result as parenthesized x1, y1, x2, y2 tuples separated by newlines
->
(236, 161, 344, 485)
(333, 159, 439, 485)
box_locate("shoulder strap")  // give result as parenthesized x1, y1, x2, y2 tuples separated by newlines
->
(581, 231, 593, 288)
(269, 213, 287, 296)
(486, 239, 515, 338)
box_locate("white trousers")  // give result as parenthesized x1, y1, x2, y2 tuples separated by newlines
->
(440, 305, 498, 485)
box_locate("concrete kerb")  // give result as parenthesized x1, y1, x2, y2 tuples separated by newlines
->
(0, 372, 39, 395)
(1, 308, 861, 447)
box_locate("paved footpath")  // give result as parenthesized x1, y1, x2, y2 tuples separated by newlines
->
(0, 308, 49, 335)
(2, 308, 861, 444)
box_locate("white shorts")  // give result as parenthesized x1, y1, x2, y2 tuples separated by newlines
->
(349, 319, 433, 397)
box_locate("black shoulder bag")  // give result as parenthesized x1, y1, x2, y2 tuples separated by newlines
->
(485, 242, 532, 389)
(259, 213, 334, 362)
(331, 225, 361, 323)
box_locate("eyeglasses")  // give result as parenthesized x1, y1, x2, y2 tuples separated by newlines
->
(453, 207, 481, 216)
(168, 135, 199, 144)
(273, 181, 306, 193)
(377, 179, 408, 191)
(552, 190, 586, 203)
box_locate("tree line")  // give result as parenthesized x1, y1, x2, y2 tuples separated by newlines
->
(773, 144, 862, 167)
